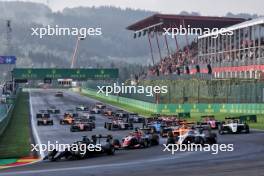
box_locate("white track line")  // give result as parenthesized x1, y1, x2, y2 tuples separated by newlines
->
(1, 152, 193, 175)
(29, 90, 45, 159)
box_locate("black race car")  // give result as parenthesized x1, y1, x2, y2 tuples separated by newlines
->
(128, 113, 145, 123)
(43, 135, 115, 161)
(47, 106, 60, 114)
(36, 112, 50, 119)
(55, 91, 63, 97)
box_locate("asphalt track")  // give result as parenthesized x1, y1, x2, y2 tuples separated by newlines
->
(1, 89, 264, 176)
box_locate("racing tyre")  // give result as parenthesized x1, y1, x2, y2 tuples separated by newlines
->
(107, 147, 115, 155)
(218, 129, 224, 135)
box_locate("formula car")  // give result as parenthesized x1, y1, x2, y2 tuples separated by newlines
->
(90, 106, 102, 114)
(115, 110, 129, 118)
(167, 126, 217, 145)
(37, 116, 53, 126)
(70, 119, 94, 132)
(113, 128, 159, 149)
(47, 106, 60, 114)
(55, 91, 63, 97)
(128, 113, 145, 123)
(198, 115, 220, 129)
(102, 108, 114, 116)
(43, 135, 115, 161)
(218, 117, 249, 134)
(104, 117, 133, 130)
(95, 102, 106, 109)
(76, 105, 89, 111)
(36, 111, 50, 119)
(78, 112, 96, 121)
(60, 113, 77, 125)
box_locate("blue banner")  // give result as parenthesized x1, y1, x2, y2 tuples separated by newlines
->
(0, 56, 16, 64)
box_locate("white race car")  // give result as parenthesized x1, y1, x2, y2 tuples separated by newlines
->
(218, 117, 249, 134)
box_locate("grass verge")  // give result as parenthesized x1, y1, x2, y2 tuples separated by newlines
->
(80, 91, 264, 130)
(0, 92, 31, 159)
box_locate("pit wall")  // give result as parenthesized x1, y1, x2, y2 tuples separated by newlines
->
(80, 88, 264, 115)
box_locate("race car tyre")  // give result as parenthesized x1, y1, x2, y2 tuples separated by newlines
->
(143, 140, 149, 148)
(51, 121, 54, 125)
(195, 137, 205, 145)
(112, 139, 120, 147)
(37, 121, 40, 126)
(166, 137, 175, 145)
(107, 147, 115, 155)
(108, 124, 112, 130)
(104, 122, 107, 129)
(219, 129, 224, 135)
(151, 134, 160, 145)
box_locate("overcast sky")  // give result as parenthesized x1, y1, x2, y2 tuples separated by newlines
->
(1, 0, 264, 16)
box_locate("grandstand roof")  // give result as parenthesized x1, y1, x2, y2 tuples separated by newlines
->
(199, 16, 264, 39)
(127, 13, 245, 32)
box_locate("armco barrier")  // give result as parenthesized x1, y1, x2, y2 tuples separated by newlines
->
(81, 88, 264, 115)
(0, 105, 14, 137)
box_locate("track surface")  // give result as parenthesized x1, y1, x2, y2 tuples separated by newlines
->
(1, 89, 264, 176)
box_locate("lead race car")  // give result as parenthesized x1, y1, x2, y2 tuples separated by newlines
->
(43, 135, 115, 161)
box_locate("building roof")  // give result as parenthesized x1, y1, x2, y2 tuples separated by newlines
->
(127, 13, 245, 33)
(199, 16, 264, 39)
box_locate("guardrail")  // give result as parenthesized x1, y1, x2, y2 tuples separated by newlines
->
(0, 90, 19, 137)
(80, 88, 264, 115)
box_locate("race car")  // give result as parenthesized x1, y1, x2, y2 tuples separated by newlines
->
(95, 102, 106, 109)
(218, 117, 249, 134)
(37, 116, 53, 126)
(115, 110, 129, 118)
(90, 106, 102, 114)
(55, 91, 63, 97)
(113, 128, 159, 149)
(146, 121, 167, 133)
(36, 111, 50, 119)
(102, 108, 114, 116)
(78, 112, 96, 121)
(128, 113, 145, 123)
(198, 115, 220, 129)
(43, 135, 115, 161)
(60, 113, 77, 125)
(167, 126, 217, 145)
(104, 118, 133, 130)
(47, 106, 60, 114)
(76, 105, 89, 111)
(70, 119, 94, 132)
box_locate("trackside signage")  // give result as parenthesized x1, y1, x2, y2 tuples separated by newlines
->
(13, 68, 118, 80)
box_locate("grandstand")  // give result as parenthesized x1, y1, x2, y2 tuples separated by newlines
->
(125, 14, 264, 104)
(127, 14, 264, 80)
(196, 17, 264, 79)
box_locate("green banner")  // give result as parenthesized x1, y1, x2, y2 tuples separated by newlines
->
(13, 68, 119, 80)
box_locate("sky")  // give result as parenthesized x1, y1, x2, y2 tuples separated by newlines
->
(1, 0, 264, 16)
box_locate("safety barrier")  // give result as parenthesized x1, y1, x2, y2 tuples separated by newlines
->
(0, 91, 19, 137)
(81, 88, 264, 115)
(0, 105, 14, 137)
